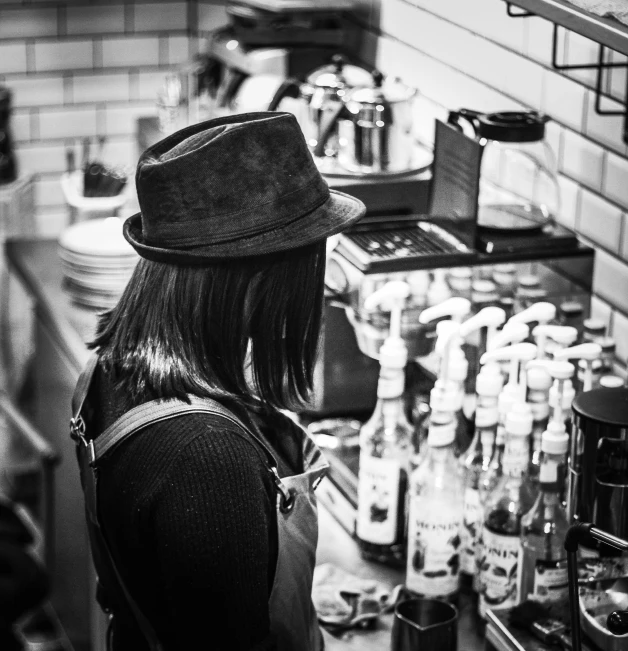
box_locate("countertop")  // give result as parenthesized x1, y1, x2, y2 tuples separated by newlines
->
(6, 237, 491, 651)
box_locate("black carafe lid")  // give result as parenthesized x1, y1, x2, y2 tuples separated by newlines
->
(572, 387, 628, 427)
(475, 111, 548, 143)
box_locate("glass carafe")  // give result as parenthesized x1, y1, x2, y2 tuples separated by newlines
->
(448, 109, 559, 233)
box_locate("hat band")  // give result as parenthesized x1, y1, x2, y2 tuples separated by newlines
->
(143, 175, 331, 248)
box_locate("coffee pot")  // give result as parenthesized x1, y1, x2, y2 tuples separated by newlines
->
(447, 109, 559, 233)
(267, 54, 372, 159)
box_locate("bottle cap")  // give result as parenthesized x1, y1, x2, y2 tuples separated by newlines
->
(449, 267, 473, 279)
(446, 346, 469, 383)
(476, 406, 498, 428)
(379, 336, 407, 369)
(429, 381, 458, 412)
(600, 375, 624, 388)
(541, 421, 569, 454)
(583, 318, 606, 335)
(427, 418, 455, 447)
(472, 279, 497, 293)
(598, 336, 616, 354)
(518, 274, 540, 288)
(506, 401, 533, 435)
(527, 365, 553, 391)
(559, 300, 584, 317)
(476, 365, 504, 397)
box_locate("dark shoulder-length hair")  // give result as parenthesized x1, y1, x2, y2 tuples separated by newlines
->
(89, 240, 327, 412)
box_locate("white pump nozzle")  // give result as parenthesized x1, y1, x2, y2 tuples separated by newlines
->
(487, 321, 530, 351)
(507, 301, 556, 326)
(532, 324, 579, 360)
(434, 320, 468, 385)
(363, 280, 410, 369)
(553, 343, 602, 392)
(419, 296, 471, 325)
(480, 342, 538, 367)
(544, 360, 576, 436)
(459, 306, 506, 340)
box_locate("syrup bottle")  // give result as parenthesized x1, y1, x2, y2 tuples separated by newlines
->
(356, 281, 413, 567)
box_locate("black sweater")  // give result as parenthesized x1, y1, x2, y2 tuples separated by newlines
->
(91, 375, 288, 650)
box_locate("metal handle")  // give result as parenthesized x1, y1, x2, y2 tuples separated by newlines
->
(565, 522, 628, 651)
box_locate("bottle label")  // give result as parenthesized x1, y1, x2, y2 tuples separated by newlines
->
(356, 456, 401, 545)
(461, 487, 480, 575)
(407, 505, 462, 597)
(502, 436, 529, 476)
(532, 559, 568, 603)
(478, 527, 520, 617)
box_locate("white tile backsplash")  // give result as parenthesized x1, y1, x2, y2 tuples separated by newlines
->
(590, 295, 613, 332)
(66, 5, 125, 35)
(34, 40, 94, 72)
(579, 188, 623, 253)
(133, 2, 187, 32)
(593, 248, 628, 313)
(0, 8, 58, 39)
(17, 142, 67, 175)
(542, 69, 587, 132)
(38, 106, 98, 140)
(101, 36, 159, 68)
(562, 130, 604, 191)
(0, 43, 27, 74)
(584, 91, 627, 156)
(611, 309, 628, 363)
(72, 72, 130, 104)
(556, 174, 580, 230)
(7, 75, 65, 107)
(604, 152, 628, 211)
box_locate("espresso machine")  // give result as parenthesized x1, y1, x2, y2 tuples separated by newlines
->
(568, 388, 628, 555)
(198, 0, 361, 118)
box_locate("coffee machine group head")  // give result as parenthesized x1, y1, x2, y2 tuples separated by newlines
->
(568, 387, 628, 550)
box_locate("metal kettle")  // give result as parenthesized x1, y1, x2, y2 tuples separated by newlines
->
(314, 70, 417, 174)
(267, 54, 372, 158)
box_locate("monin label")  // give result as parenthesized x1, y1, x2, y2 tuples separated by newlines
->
(478, 527, 520, 617)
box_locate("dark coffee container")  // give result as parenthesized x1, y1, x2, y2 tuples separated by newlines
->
(568, 388, 628, 555)
(0, 86, 17, 184)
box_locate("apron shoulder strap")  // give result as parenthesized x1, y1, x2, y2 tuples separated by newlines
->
(70, 356, 287, 651)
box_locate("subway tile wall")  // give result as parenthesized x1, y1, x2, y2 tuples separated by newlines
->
(353, 0, 628, 363)
(0, 0, 228, 236)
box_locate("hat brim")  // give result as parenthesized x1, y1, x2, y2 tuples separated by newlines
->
(123, 189, 366, 264)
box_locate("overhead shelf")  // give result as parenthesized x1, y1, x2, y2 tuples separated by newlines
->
(504, 0, 628, 56)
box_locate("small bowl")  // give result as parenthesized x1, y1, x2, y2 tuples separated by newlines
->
(579, 584, 628, 651)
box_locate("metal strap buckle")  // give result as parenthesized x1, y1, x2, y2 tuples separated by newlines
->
(70, 416, 96, 466)
(270, 467, 294, 513)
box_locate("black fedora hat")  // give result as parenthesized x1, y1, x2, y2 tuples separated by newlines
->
(123, 111, 366, 263)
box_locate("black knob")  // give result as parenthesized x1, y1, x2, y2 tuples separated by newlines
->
(371, 69, 384, 88)
(607, 609, 628, 636)
(331, 54, 346, 72)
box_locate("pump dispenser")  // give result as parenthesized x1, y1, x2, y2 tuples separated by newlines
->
(420, 296, 472, 326)
(488, 322, 530, 352)
(415, 320, 471, 459)
(532, 324, 578, 360)
(507, 301, 556, 328)
(427, 269, 452, 306)
(478, 346, 536, 617)
(357, 281, 413, 566)
(554, 343, 602, 392)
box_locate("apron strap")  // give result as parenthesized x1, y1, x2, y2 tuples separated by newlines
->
(70, 355, 292, 651)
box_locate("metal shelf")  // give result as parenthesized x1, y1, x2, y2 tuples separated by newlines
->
(504, 0, 628, 142)
(505, 0, 628, 56)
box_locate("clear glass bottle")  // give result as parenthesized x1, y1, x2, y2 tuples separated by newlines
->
(407, 416, 463, 601)
(477, 402, 535, 618)
(526, 365, 552, 493)
(460, 406, 497, 584)
(357, 377, 413, 567)
(518, 431, 570, 604)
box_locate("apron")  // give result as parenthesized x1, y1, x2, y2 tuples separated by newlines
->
(70, 354, 329, 651)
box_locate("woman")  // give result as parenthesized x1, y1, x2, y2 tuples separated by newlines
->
(70, 112, 365, 651)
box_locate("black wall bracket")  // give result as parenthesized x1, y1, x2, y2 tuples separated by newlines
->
(505, 2, 628, 143)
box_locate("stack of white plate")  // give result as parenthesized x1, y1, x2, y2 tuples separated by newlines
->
(58, 217, 139, 309)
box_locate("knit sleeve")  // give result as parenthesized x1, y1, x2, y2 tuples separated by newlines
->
(142, 427, 278, 651)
